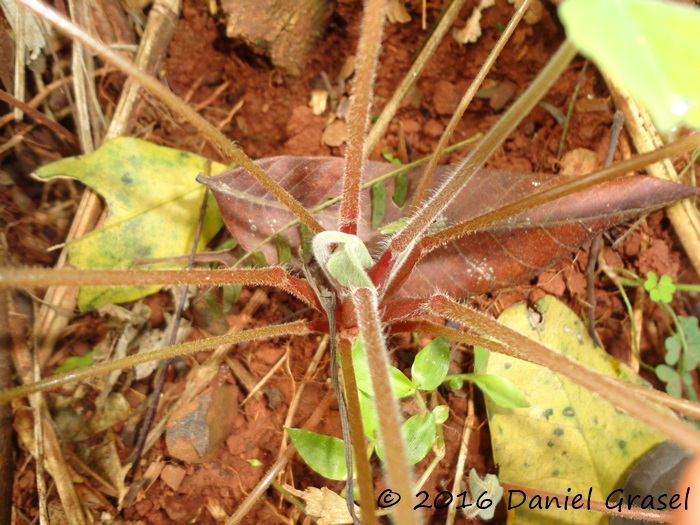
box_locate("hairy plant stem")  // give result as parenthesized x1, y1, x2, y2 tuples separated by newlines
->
(337, 339, 379, 525)
(352, 288, 418, 525)
(0, 267, 322, 311)
(340, 0, 387, 235)
(382, 130, 700, 298)
(410, 0, 533, 211)
(16, 0, 324, 234)
(0, 321, 311, 404)
(429, 295, 700, 454)
(365, 0, 468, 156)
(393, 320, 700, 421)
(370, 39, 578, 294)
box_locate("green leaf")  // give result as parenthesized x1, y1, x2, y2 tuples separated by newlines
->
(54, 350, 95, 374)
(371, 183, 386, 230)
(376, 412, 436, 465)
(473, 345, 489, 373)
(655, 364, 682, 398)
(448, 376, 464, 391)
(286, 428, 348, 481)
(34, 138, 224, 310)
(351, 337, 414, 398)
(485, 295, 666, 524)
(411, 337, 450, 391)
(664, 332, 682, 366)
(392, 172, 409, 207)
(470, 374, 530, 409)
(313, 231, 374, 289)
(678, 316, 700, 370)
(559, 0, 700, 131)
(432, 405, 449, 425)
(644, 271, 676, 303)
(275, 234, 292, 266)
(358, 390, 379, 442)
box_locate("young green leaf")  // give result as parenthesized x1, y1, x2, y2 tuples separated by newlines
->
(644, 271, 676, 304)
(559, 0, 700, 131)
(376, 412, 436, 465)
(432, 405, 449, 425)
(411, 336, 450, 391)
(275, 233, 292, 266)
(351, 336, 415, 398)
(392, 172, 409, 207)
(313, 231, 374, 289)
(655, 364, 682, 398)
(54, 350, 96, 374)
(371, 183, 387, 230)
(469, 374, 530, 409)
(473, 345, 489, 373)
(286, 428, 349, 481)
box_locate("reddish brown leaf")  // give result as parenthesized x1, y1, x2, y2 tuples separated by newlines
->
(201, 156, 699, 298)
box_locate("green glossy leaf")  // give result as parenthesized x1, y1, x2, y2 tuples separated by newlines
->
(560, 0, 700, 131)
(411, 337, 450, 391)
(470, 374, 530, 409)
(376, 412, 436, 465)
(448, 376, 464, 391)
(371, 183, 386, 230)
(34, 137, 224, 310)
(286, 428, 348, 481)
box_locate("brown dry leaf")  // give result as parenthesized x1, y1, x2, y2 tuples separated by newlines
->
(283, 484, 359, 525)
(453, 0, 495, 44)
(387, 0, 411, 24)
(322, 119, 347, 147)
(202, 156, 700, 298)
(559, 147, 600, 176)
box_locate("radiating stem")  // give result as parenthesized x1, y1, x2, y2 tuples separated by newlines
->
(381, 130, 700, 299)
(16, 0, 324, 234)
(0, 321, 311, 404)
(429, 295, 700, 454)
(0, 267, 322, 311)
(409, 0, 533, 211)
(337, 339, 378, 525)
(365, 0, 468, 156)
(370, 39, 577, 294)
(351, 288, 418, 525)
(340, 0, 388, 235)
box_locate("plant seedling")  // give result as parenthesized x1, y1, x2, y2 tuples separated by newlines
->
(2, 0, 700, 524)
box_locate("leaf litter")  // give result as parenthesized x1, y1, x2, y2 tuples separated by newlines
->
(3, 0, 700, 523)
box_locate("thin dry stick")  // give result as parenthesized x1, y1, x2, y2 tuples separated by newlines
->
(352, 288, 418, 525)
(31, 0, 181, 369)
(410, 0, 533, 211)
(0, 321, 312, 404)
(0, 67, 114, 130)
(13, 2, 26, 121)
(430, 295, 700, 454)
(280, 335, 329, 446)
(371, 40, 578, 293)
(68, 0, 96, 152)
(340, 0, 388, 235)
(445, 383, 476, 525)
(17, 0, 324, 234)
(226, 391, 336, 525)
(606, 74, 700, 279)
(365, 0, 468, 156)
(0, 289, 11, 525)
